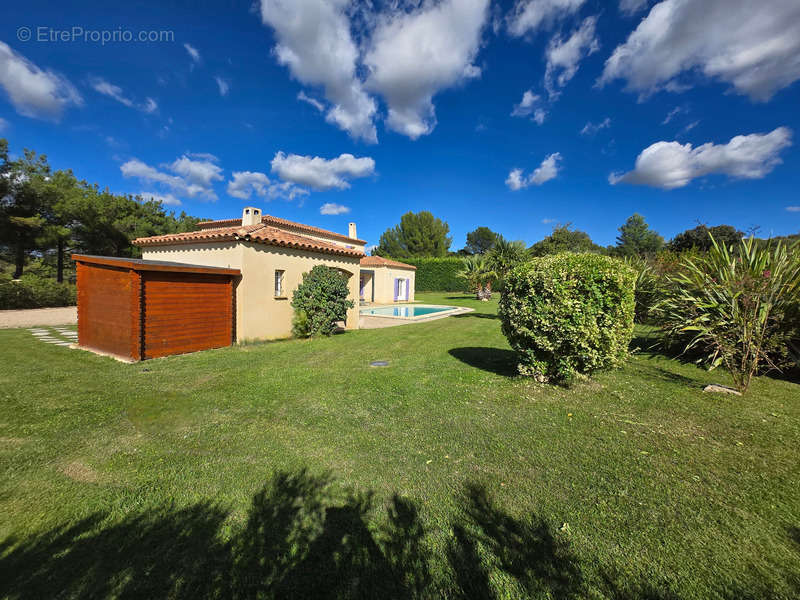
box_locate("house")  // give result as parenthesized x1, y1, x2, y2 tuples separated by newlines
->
(359, 256, 416, 303)
(132, 207, 366, 341)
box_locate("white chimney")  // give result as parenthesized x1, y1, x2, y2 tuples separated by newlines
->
(348, 222, 357, 239)
(242, 206, 262, 227)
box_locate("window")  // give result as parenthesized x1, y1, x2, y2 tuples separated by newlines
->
(274, 270, 285, 297)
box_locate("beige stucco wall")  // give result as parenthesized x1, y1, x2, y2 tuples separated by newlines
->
(141, 242, 361, 341)
(367, 266, 416, 303)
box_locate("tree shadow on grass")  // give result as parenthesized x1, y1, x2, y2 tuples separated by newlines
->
(452, 312, 499, 320)
(2, 469, 796, 599)
(448, 347, 519, 377)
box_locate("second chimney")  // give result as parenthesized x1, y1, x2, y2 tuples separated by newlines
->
(348, 222, 357, 239)
(242, 206, 262, 227)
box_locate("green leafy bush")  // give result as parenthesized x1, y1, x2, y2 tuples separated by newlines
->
(385, 257, 468, 292)
(0, 273, 76, 309)
(499, 253, 636, 382)
(655, 236, 800, 392)
(291, 265, 354, 337)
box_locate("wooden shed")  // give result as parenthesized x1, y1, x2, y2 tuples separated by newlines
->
(73, 254, 240, 361)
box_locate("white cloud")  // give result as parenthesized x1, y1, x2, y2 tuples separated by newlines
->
(506, 152, 563, 190)
(678, 120, 700, 136)
(227, 171, 270, 199)
(184, 43, 201, 63)
(0, 117, 8, 132)
(297, 91, 324, 112)
(138, 191, 182, 206)
(259, 0, 377, 142)
(120, 155, 221, 200)
(141, 97, 158, 113)
(227, 170, 313, 203)
(785, 206, 800, 212)
(662, 106, 686, 125)
(0, 41, 82, 120)
(507, 0, 586, 37)
(215, 76, 229, 97)
(619, 0, 648, 15)
(599, 0, 800, 102)
(511, 90, 547, 124)
(90, 77, 157, 113)
(168, 155, 223, 188)
(544, 16, 599, 99)
(541, 217, 557, 224)
(363, 0, 489, 139)
(610, 127, 793, 189)
(187, 152, 218, 162)
(580, 117, 611, 136)
(260, 0, 489, 141)
(270, 152, 375, 190)
(319, 202, 350, 215)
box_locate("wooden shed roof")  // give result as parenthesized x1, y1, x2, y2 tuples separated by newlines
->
(72, 254, 241, 276)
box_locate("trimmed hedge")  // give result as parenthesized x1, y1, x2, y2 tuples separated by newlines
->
(0, 273, 77, 309)
(498, 253, 636, 382)
(384, 257, 469, 292)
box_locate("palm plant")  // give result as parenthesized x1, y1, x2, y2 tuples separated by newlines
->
(458, 255, 496, 300)
(486, 236, 528, 286)
(655, 235, 800, 392)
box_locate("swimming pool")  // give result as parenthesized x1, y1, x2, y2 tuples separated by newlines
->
(360, 304, 458, 318)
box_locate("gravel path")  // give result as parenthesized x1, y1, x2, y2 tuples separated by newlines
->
(0, 307, 77, 329)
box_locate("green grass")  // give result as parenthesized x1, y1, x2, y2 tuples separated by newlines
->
(1, 292, 799, 599)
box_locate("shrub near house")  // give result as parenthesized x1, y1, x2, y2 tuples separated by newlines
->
(291, 265, 354, 338)
(499, 253, 636, 382)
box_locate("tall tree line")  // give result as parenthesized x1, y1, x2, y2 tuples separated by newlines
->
(0, 139, 198, 282)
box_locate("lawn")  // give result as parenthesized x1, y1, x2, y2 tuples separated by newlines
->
(1, 292, 798, 599)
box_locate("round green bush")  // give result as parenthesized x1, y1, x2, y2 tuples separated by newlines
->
(291, 265, 354, 337)
(498, 253, 636, 382)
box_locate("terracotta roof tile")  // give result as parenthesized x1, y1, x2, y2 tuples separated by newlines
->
(133, 224, 364, 258)
(360, 256, 416, 270)
(196, 213, 366, 245)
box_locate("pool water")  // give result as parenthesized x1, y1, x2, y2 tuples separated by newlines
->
(360, 305, 456, 318)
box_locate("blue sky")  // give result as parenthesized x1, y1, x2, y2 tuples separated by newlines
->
(1, 0, 799, 250)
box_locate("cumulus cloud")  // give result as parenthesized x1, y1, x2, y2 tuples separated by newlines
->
(599, 0, 800, 102)
(511, 90, 547, 124)
(319, 202, 350, 215)
(227, 171, 271, 200)
(214, 76, 229, 97)
(259, 0, 377, 142)
(259, 0, 489, 141)
(609, 127, 792, 189)
(227, 170, 308, 202)
(90, 77, 157, 113)
(120, 156, 219, 200)
(544, 16, 599, 99)
(506, 152, 563, 190)
(270, 152, 375, 190)
(168, 155, 224, 188)
(363, 0, 489, 139)
(184, 43, 201, 63)
(506, 0, 586, 37)
(0, 41, 83, 120)
(580, 117, 611, 136)
(297, 91, 324, 112)
(138, 191, 182, 206)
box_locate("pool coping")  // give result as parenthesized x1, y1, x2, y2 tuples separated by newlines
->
(359, 304, 473, 322)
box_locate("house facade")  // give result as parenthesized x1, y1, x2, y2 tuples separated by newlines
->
(359, 256, 416, 303)
(133, 207, 366, 341)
